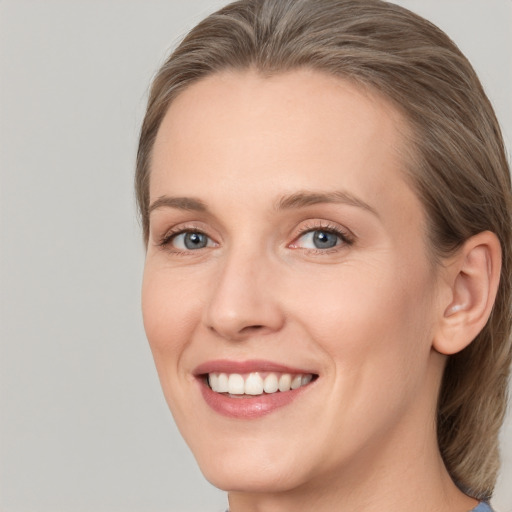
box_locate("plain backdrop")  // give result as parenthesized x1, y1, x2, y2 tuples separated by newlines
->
(0, 1, 511, 511)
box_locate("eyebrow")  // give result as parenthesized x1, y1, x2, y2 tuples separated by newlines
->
(148, 195, 207, 214)
(148, 190, 379, 217)
(275, 190, 379, 217)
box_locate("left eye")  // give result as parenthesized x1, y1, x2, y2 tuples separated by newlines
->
(171, 231, 214, 250)
(294, 229, 342, 250)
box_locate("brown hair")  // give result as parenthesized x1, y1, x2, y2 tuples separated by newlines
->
(136, 0, 512, 499)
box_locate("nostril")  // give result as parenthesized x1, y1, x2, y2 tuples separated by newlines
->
(208, 323, 265, 339)
(235, 324, 266, 337)
(242, 325, 264, 332)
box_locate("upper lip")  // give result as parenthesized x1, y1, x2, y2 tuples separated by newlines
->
(193, 359, 317, 376)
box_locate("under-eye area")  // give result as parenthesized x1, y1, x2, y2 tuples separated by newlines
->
(204, 372, 319, 396)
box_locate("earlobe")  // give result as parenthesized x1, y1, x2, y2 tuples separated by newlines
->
(433, 231, 501, 355)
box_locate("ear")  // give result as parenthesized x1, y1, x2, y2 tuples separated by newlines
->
(433, 231, 502, 355)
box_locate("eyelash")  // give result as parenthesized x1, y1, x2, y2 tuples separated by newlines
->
(156, 221, 355, 254)
(157, 223, 211, 252)
(291, 222, 354, 253)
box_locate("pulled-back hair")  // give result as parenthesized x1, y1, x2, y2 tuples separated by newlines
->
(136, 0, 512, 499)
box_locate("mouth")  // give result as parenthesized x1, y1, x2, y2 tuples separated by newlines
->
(194, 360, 319, 418)
(205, 371, 316, 397)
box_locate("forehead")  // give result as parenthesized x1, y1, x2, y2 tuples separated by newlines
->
(150, 69, 420, 225)
(153, 69, 409, 171)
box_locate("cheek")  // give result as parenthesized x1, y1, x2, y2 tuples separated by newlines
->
(141, 265, 202, 368)
(141, 264, 208, 425)
(289, 263, 437, 452)
(289, 258, 436, 380)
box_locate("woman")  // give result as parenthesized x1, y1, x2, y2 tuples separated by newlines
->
(136, 1, 512, 510)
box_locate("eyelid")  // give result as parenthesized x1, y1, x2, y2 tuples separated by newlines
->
(153, 219, 354, 254)
(156, 222, 217, 248)
(289, 220, 355, 250)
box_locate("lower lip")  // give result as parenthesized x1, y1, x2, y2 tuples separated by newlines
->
(198, 379, 312, 419)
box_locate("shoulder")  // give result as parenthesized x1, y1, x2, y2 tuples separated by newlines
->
(471, 503, 494, 512)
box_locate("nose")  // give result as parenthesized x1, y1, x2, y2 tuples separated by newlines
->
(203, 249, 285, 341)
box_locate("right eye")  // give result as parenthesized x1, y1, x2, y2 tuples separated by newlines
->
(169, 231, 215, 251)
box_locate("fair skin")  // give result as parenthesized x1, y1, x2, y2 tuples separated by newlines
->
(142, 69, 498, 511)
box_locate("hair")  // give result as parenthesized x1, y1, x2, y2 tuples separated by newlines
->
(136, 0, 512, 500)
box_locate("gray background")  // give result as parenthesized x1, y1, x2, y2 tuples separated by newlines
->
(0, 1, 510, 511)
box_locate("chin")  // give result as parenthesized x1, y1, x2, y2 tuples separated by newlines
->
(185, 433, 310, 493)
(199, 456, 304, 494)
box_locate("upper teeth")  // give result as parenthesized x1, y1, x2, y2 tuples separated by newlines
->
(208, 372, 313, 395)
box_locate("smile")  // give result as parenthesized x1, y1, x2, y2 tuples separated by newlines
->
(195, 360, 319, 419)
(208, 372, 314, 396)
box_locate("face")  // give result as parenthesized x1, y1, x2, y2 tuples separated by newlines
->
(142, 69, 445, 495)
